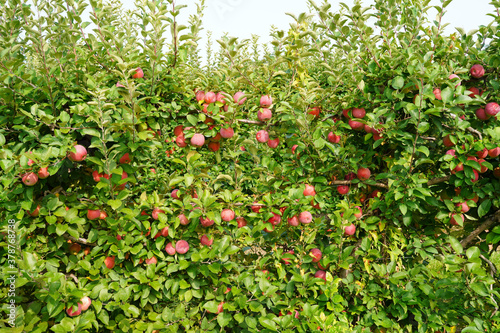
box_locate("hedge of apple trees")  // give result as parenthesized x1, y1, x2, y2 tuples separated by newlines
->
(1, 0, 500, 331)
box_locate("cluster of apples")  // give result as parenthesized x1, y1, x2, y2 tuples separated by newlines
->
(66, 296, 92, 317)
(341, 108, 383, 141)
(253, 95, 280, 148)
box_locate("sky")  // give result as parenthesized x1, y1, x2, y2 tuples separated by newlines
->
(118, 0, 496, 43)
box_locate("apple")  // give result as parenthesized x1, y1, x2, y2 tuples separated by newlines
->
(443, 134, 455, 147)
(132, 67, 144, 79)
(233, 91, 247, 105)
(195, 90, 205, 103)
(204, 91, 216, 104)
(119, 153, 131, 164)
(175, 240, 189, 254)
(165, 242, 176, 255)
(354, 206, 362, 219)
(145, 256, 157, 265)
(176, 135, 187, 147)
(477, 147, 488, 159)
(68, 145, 87, 162)
(452, 163, 464, 174)
(352, 108, 366, 118)
(268, 212, 281, 225)
(256, 130, 269, 143)
(337, 185, 349, 195)
(327, 132, 341, 143)
(152, 208, 165, 220)
(171, 189, 180, 199)
(87, 210, 100, 220)
(66, 303, 82, 317)
(470, 64, 485, 78)
(267, 138, 280, 149)
(21, 172, 38, 186)
(475, 108, 488, 121)
(174, 125, 184, 136)
(348, 119, 364, 131)
(450, 213, 463, 226)
(99, 211, 107, 220)
(116, 82, 125, 88)
(200, 234, 213, 246)
(251, 202, 262, 213)
(310, 248, 322, 262)
(471, 169, 479, 182)
(303, 184, 316, 196)
(28, 205, 40, 217)
(104, 256, 115, 269)
(433, 88, 442, 100)
(200, 217, 214, 227)
(488, 147, 500, 158)
(449, 74, 461, 87)
(357, 167, 371, 180)
(69, 243, 81, 254)
(456, 202, 469, 213)
(282, 250, 294, 265)
(216, 91, 227, 104)
(217, 301, 224, 314)
(291, 145, 298, 155)
(191, 134, 205, 147)
(287, 216, 299, 226)
(485, 102, 499, 117)
(80, 296, 91, 311)
(478, 159, 488, 173)
(445, 149, 456, 157)
(314, 270, 326, 281)
(363, 125, 372, 133)
(236, 217, 247, 228)
(308, 106, 320, 117)
(221, 209, 235, 222)
(298, 211, 313, 224)
(344, 223, 356, 236)
(345, 172, 356, 180)
(469, 87, 481, 98)
(116, 234, 123, 241)
(92, 171, 102, 182)
(220, 127, 234, 139)
(260, 95, 273, 107)
(37, 167, 49, 179)
(342, 109, 351, 119)
(493, 167, 500, 178)
(258, 108, 272, 121)
(208, 142, 220, 152)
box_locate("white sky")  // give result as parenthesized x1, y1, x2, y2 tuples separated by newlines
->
(117, 0, 495, 58)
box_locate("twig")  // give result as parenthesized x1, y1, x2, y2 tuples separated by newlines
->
(331, 180, 388, 189)
(62, 234, 96, 246)
(460, 209, 500, 248)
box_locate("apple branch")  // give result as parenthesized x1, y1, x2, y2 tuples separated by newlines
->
(331, 180, 388, 189)
(62, 234, 96, 246)
(448, 113, 483, 140)
(460, 209, 500, 248)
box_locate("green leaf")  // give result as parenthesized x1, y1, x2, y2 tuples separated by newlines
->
(391, 76, 404, 90)
(441, 87, 453, 104)
(478, 199, 491, 218)
(258, 317, 277, 331)
(217, 312, 232, 327)
(470, 282, 489, 297)
(187, 114, 198, 126)
(449, 236, 463, 254)
(107, 199, 122, 210)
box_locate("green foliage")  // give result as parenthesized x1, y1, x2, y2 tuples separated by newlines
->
(1, 0, 500, 332)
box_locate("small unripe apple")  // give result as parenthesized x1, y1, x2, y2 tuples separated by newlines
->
(22, 172, 38, 186)
(357, 167, 371, 180)
(485, 102, 499, 117)
(145, 256, 157, 265)
(191, 134, 205, 147)
(80, 296, 92, 311)
(470, 64, 485, 79)
(204, 91, 216, 104)
(37, 167, 50, 179)
(260, 95, 273, 107)
(175, 240, 189, 254)
(165, 242, 176, 255)
(66, 303, 82, 317)
(221, 209, 235, 222)
(208, 142, 220, 152)
(267, 138, 279, 149)
(119, 153, 131, 164)
(220, 127, 234, 139)
(69, 243, 81, 254)
(176, 135, 187, 147)
(327, 132, 341, 143)
(256, 130, 269, 143)
(200, 234, 213, 246)
(433, 88, 442, 100)
(489, 147, 500, 158)
(236, 217, 247, 228)
(132, 67, 144, 79)
(475, 108, 488, 121)
(314, 270, 326, 281)
(200, 217, 214, 227)
(87, 210, 100, 220)
(348, 119, 364, 131)
(352, 108, 366, 118)
(303, 184, 316, 197)
(287, 215, 299, 226)
(258, 108, 272, 121)
(104, 256, 115, 269)
(337, 185, 349, 195)
(195, 90, 205, 103)
(310, 248, 322, 262)
(152, 208, 165, 220)
(68, 145, 87, 162)
(28, 204, 41, 217)
(298, 211, 313, 224)
(344, 223, 356, 236)
(233, 91, 247, 105)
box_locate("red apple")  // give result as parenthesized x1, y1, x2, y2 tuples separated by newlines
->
(87, 210, 100, 220)
(469, 87, 481, 98)
(191, 134, 205, 147)
(357, 167, 371, 180)
(28, 204, 41, 217)
(291, 145, 298, 155)
(449, 74, 461, 87)
(22, 172, 38, 186)
(236, 217, 247, 228)
(337, 185, 349, 195)
(68, 145, 87, 162)
(176, 135, 187, 147)
(342, 109, 351, 119)
(251, 202, 262, 213)
(287, 215, 299, 226)
(456, 202, 470, 213)
(216, 91, 227, 104)
(488, 147, 500, 158)
(221, 209, 235, 222)
(303, 184, 316, 197)
(443, 135, 455, 147)
(217, 301, 224, 314)
(314, 270, 326, 281)
(471, 169, 479, 182)
(256, 130, 269, 143)
(178, 213, 189, 225)
(470, 64, 485, 78)
(175, 240, 189, 254)
(233, 91, 247, 105)
(282, 250, 294, 265)
(450, 213, 463, 226)
(345, 172, 356, 180)
(69, 243, 81, 254)
(485, 102, 499, 117)
(104, 256, 115, 269)
(145, 256, 157, 265)
(200, 217, 214, 227)
(152, 208, 165, 220)
(99, 211, 107, 220)
(132, 67, 144, 79)
(37, 167, 49, 179)
(299, 211, 313, 224)
(308, 106, 321, 117)
(208, 142, 220, 152)
(171, 189, 179, 199)
(354, 206, 362, 219)
(200, 234, 213, 246)
(66, 303, 82, 317)
(348, 119, 364, 131)
(352, 108, 366, 118)
(310, 248, 322, 262)
(477, 147, 488, 159)
(267, 138, 280, 149)
(268, 212, 281, 225)
(445, 149, 456, 157)
(165, 242, 176, 255)
(195, 90, 205, 103)
(478, 159, 488, 173)
(220, 127, 234, 139)
(476, 108, 489, 121)
(493, 167, 500, 179)
(204, 91, 216, 104)
(344, 223, 356, 236)
(433, 88, 442, 100)
(119, 153, 131, 164)
(116, 82, 125, 88)
(258, 108, 272, 121)
(174, 125, 184, 136)
(80, 296, 91, 311)
(260, 95, 273, 108)
(327, 132, 341, 143)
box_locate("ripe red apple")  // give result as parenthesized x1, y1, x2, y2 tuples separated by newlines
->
(80, 296, 92, 311)
(450, 213, 463, 226)
(174, 125, 184, 136)
(87, 209, 101, 220)
(314, 270, 326, 281)
(433, 88, 442, 100)
(195, 90, 205, 103)
(152, 208, 165, 220)
(452, 163, 464, 174)
(337, 185, 349, 195)
(204, 91, 216, 104)
(357, 167, 371, 180)
(352, 108, 366, 118)
(208, 142, 220, 152)
(298, 211, 313, 224)
(303, 184, 316, 197)
(176, 135, 187, 148)
(165, 242, 176, 255)
(260, 95, 273, 107)
(99, 211, 107, 220)
(445, 149, 456, 158)
(475, 108, 488, 121)
(268, 212, 281, 225)
(233, 91, 247, 105)
(488, 147, 500, 158)
(236, 217, 247, 228)
(456, 202, 470, 213)
(471, 169, 479, 182)
(267, 138, 280, 149)
(66, 303, 82, 317)
(119, 153, 131, 164)
(282, 250, 294, 265)
(342, 109, 351, 119)
(477, 147, 488, 159)
(344, 223, 356, 236)
(478, 159, 488, 173)
(348, 119, 364, 131)
(220, 127, 234, 139)
(191, 134, 205, 147)
(485, 102, 499, 117)
(200, 234, 213, 246)
(443, 135, 455, 147)
(251, 202, 261, 213)
(28, 204, 41, 217)
(354, 206, 362, 219)
(37, 167, 49, 179)
(363, 124, 372, 133)
(310, 248, 322, 263)
(286, 215, 299, 226)
(92, 170, 102, 182)
(178, 213, 189, 225)
(68, 145, 87, 162)
(327, 132, 341, 143)
(470, 64, 485, 78)
(116, 82, 125, 88)
(469, 87, 481, 98)
(258, 108, 272, 121)
(216, 91, 227, 104)
(175, 240, 189, 254)
(69, 243, 81, 254)
(171, 189, 179, 199)
(104, 256, 115, 269)
(449, 74, 461, 87)
(291, 145, 298, 155)
(22, 172, 38, 186)
(345, 172, 356, 180)
(256, 130, 269, 143)
(200, 216, 214, 227)
(145, 256, 157, 265)
(221, 209, 235, 222)
(308, 106, 321, 117)
(132, 67, 144, 79)
(217, 301, 224, 314)
(211, 133, 222, 142)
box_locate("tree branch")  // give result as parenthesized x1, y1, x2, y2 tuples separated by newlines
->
(460, 209, 500, 248)
(62, 234, 96, 246)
